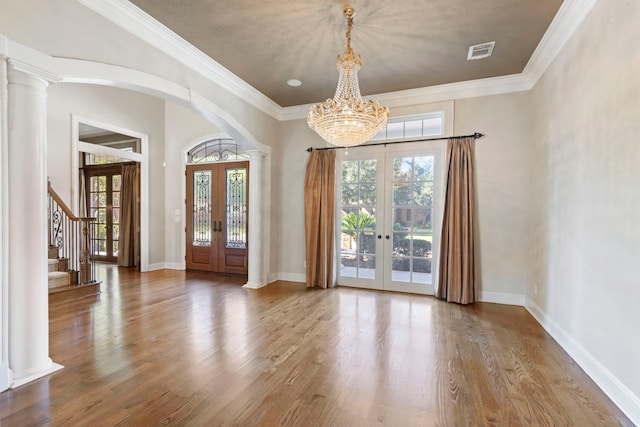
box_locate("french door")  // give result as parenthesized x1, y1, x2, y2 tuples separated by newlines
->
(336, 143, 443, 294)
(186, 161, 249, 275)
(85, 166, 121, 263)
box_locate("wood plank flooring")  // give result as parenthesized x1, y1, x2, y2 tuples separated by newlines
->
(0, 266, 632, 426)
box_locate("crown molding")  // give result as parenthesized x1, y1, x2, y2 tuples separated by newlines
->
(77, 0, 597, 123)
(76, 0, 283, 120)
(280, 73, 532, 121)
(523, 0, 599, 84)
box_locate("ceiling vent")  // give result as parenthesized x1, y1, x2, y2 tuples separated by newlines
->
(467, 41, 495, 60)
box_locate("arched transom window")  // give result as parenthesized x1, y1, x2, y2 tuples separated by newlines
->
(187, 138, 249, 164)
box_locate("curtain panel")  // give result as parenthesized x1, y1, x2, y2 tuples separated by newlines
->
(437, 137, 479, 304)
(304, 150, 336, 288)
(118, 164, 140, 268)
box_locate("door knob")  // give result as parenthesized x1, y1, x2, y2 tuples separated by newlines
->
(377, 235, 382, 239)
(385, 235, 390, 239)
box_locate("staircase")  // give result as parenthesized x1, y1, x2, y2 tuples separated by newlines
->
(48, 181, 101, 303)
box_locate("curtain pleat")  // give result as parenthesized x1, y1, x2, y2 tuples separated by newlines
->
(304, 150, 336, 288)
(436, 137, 479, 304)
(118, 164, 139, 268)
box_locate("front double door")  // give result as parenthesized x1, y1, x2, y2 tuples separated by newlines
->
(186, 161, 249, 275)
(336, 143, 443, 294)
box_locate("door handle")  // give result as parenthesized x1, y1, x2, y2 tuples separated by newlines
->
(385, 235, 390, 240)
(377, 235, 382, 239)
(218, 221, 223, 233)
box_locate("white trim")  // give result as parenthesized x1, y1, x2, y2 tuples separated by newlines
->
(0, 36, 58, 83)
(242, 281, 269, 290)
(523, 0, 599, 85)
(0, 57, 11, 393)
(71, 115, 150, 273)
(147, 263, 167, 271)
(525, 298, 640, 426)
(52, 58, 272, 155)
(268, 272, 306, 284)
(11, 362, 63, 389)
(76, 0, 282, 120)
(77, 141, 143, 162)
(477, 291, 525, 306)
(280, 74, 530, 121)
(163, 262, 184, 270)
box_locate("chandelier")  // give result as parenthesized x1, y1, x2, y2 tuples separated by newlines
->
(307, 7, 389, 147)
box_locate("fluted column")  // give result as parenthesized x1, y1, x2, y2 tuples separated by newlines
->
(7, 60, 61, 386)
(244, 150, 266, 289)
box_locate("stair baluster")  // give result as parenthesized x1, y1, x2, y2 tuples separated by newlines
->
(47, 181, 97, 285)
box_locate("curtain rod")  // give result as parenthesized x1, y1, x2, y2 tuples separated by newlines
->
(306, 132, 484, 152)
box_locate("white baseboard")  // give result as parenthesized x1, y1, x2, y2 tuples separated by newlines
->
(11, 361, 63, 389)
(243, 281, 268, 290)
(146, 262, 166, 271)
(268, 272, 306, 284)
(478, 291, 525, 306)
(525, 298, 640, 426)
(0, 363, 11, 392)
(163, 262, 184, 270)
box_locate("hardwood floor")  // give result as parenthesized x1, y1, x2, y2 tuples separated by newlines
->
(0, 266, 632, 426)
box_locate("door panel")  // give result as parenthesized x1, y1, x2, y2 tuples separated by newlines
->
(336, 144, 442, 295)
(86, 166, 121, 263)
(337, 154, 384, 290)
(186, 161, 248, 275)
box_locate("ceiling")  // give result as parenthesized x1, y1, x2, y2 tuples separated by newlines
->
(128, 0, 563, 108)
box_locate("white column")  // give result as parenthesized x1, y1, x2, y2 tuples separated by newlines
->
(7, 61, 62, 386)
(0, 57, 11, 392)
(244, 150, 266, 289)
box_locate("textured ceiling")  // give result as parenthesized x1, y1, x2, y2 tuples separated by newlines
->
(130, 0, 563, 107)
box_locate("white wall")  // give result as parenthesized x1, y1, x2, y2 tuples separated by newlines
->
(529, 0, 640, 422)
(164, 101, 221, 268)
(47, 83, 166, 265)
(455, 92, 534, 303)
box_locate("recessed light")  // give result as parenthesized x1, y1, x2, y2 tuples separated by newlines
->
(287, 79, 302, 87)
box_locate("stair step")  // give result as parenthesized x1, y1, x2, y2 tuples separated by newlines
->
(49, 282, 101, 304)
(48, 259, 59, 273)
(48, 246, 58, 259)
(48, 271, 70, 289)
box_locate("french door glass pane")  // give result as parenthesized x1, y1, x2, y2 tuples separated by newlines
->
(192, 170, 212, 247)
(340, 159, 378, 279)
(391, 156, 434, 284)
(225, 168, 247, 249)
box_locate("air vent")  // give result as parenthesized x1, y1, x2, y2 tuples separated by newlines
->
(467, 41, 495, 60)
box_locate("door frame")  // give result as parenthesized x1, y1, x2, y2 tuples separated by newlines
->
(182, 134, 269, 288)
(335, 140, 446, 295)
(185, 160, 249, 274)
(71, 115, 149, 272)
(83, 163, 126, 263)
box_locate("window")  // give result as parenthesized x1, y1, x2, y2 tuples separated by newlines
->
(188, 138, 248, 164)
(371, 112, 445, 141)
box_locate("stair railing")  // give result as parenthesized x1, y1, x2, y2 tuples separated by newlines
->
(47, 181, 96, 284)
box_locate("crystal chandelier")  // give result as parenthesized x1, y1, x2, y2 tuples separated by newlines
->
(307, 7, 389, 147)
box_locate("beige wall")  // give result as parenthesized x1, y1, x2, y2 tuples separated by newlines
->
(47, 83, 166, 265)
(455, 92, 534, 299)
(163, 101, 221, 267)
(272, 96, 533, 301)
(529, 0, 640, 411)
(270, 120, 324, 280)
